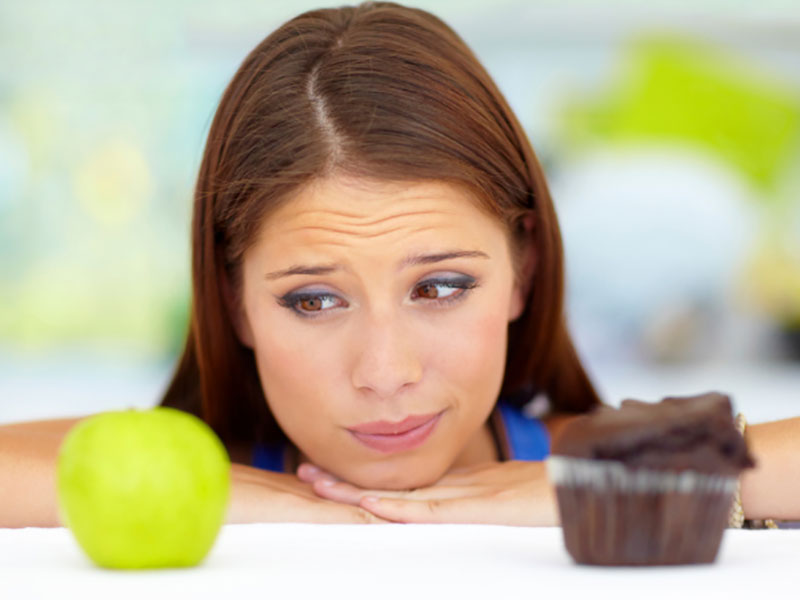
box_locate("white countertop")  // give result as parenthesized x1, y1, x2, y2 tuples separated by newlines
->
(1, 524, 797, 600)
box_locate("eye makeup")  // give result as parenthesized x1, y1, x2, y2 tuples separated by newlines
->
(276, 274, 480, 319)
(410, 275, 478, 305)
(276, 290, 348, 319)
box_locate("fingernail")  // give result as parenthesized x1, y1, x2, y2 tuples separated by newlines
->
(362, 496, 379, 504)
(320, 479, 336, 487)
(303, 464, 319, 474)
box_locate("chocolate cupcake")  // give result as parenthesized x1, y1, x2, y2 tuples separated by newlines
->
(547, 392, 754, 566)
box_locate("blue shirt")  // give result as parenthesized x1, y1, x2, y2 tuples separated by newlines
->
(251, 401, 550, 472)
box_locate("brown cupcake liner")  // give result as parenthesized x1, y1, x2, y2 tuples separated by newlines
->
(547, 456, 737, 566)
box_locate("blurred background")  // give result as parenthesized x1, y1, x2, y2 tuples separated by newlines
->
(1, 0, 799, 425)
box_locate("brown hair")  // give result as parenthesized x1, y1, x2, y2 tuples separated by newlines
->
(161, 1, 602, 447)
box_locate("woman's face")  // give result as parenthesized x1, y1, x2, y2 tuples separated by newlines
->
(236, 175, 527, 489)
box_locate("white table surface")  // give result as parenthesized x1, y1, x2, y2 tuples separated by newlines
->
(1, 524, 797, 600)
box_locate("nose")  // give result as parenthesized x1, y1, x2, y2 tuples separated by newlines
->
(350, 310, 423, 400)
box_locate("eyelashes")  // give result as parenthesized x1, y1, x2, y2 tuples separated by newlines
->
(277, 276, 479, 319)
(276, 292, 346, 316)
(409, 276, 478, 303)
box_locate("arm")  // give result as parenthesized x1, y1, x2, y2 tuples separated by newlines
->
(296, 460, 559, 525)
(0, 417, 83, 527)
(295, 413, 576, 525)
(545, 414, 800, 522)
(740, 417, 800, 521)
(0, 417, 384, 528)
(300, 414, 800, 526)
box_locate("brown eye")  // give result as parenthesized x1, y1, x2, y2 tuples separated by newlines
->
(299, 297, 323, 311)
(278, 291, 346, 317)
(415, 283, 440, 299)
(410, 277, 477, 304)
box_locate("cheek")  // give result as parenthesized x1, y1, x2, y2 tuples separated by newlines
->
(246, 307, 348, 437)
(423, 291, 511, 394)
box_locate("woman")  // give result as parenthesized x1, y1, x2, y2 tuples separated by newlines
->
(2, 1, 797, 528)
(160, 0, 600, 524)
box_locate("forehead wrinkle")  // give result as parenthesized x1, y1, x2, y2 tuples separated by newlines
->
(270, 220, 474, 267)
(299, 208, 450, 229)
(265, 182, 496, 259)
(288, 224, 419, 240)
(277, 206, 457, 242)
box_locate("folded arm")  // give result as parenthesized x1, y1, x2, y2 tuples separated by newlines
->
(303, 415, 800, 526)
(740, 417, 800, 521)
(0, 417, 384, 528)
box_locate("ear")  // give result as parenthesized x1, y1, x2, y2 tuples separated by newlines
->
(220, 267, 255, 348)
(508, 212, 536, 323)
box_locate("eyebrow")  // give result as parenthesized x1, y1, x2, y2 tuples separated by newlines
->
(264, 250, 490, 281)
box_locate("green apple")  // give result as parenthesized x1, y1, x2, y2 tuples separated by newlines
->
(57, 407, 231, 569)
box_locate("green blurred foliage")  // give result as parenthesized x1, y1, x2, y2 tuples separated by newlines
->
(561, 35, 800, 197)
(559, 33, 800, 328)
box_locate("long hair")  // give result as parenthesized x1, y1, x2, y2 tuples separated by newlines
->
(161, 1, 601, 447)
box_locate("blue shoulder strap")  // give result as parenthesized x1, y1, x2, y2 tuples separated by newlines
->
(252, 442, 286, 473)
(496, 402, 550, 460)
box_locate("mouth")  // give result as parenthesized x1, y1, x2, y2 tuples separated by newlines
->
(347, 411, 444, 454)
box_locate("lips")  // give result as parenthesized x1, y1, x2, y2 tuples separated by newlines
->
(349, 412, 442, 435)
(347, 411, 444, 453)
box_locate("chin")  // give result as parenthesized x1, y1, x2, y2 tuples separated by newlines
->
(343, 457, 448, 491)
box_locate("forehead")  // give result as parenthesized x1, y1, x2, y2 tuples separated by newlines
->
(258, 176, 503, 246)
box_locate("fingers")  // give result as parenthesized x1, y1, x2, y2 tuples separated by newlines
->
(310, 476, 485, 506)
(297, 460, 497, 491)
(294, 498, 392, 524)
(353, 509, 392, 524)
(295, 490, 392, 524)
(327, 503, 392, 525)
(297, 463, 409, 506)
(294, 461, 558, 525)
(296, 463, 340, 484)
(312, 479, 364, 505)
(310, 479, 417, 506)
(358, 492, 558, 526)
(357, 495, 490, 524)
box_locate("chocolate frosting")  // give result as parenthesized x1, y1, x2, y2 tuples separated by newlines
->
(552, 392, 755, 475)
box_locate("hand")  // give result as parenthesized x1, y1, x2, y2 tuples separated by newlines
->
(228, 463, 388, 524)
(297, 460, 559, 526)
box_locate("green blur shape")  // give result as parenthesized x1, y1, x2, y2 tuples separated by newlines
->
(57, 407, 231, 569)
(562, 35, 800, 194)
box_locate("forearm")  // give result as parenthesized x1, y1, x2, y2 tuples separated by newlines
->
(0, 419, 265, 527)
(740, 417, 800, 521)
(226, 463, 300, 524)
(0, 416, 382, 528)
(0, 441, 293, 527)
(0, 440, 296, 527)
(0, 429, 65, 528)
(227, 462, 386, 524)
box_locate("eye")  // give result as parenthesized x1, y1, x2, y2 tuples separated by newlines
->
(411, 276, 478, 304)
(277, 291, 347, 318)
